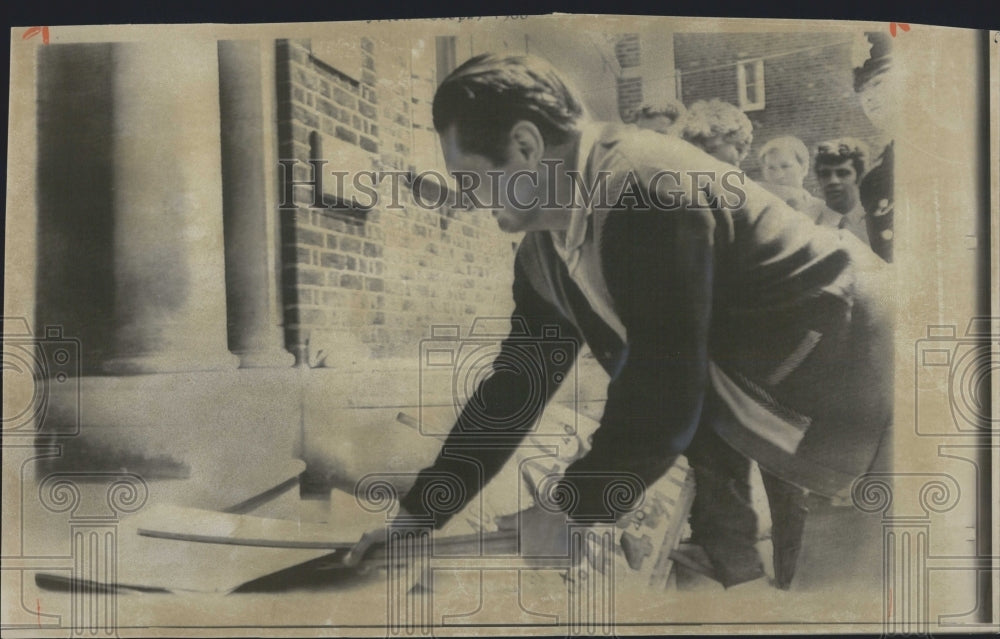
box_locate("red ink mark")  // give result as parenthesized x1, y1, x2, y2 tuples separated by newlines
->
(36, 599, 41, 627)
(889, 23, 910, 37)
(887, 587, 893, 619)
(23, 27, 50, 44)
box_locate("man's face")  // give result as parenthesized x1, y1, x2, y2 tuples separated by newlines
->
(816, 158, 860, 213)
(635, 114, 676, 135)
(857, 71, 897, 134)
(762, 148, 807, 188)
(439, 124, 551, 234)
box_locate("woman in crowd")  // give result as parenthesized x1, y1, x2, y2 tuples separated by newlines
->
(679, 98, 754, 166)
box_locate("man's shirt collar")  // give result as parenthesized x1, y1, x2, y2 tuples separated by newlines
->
(553, 122, 599, 261)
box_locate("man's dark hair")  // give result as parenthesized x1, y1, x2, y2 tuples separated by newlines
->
(432, 53, 585, 165)
(814, 138, 870, 181)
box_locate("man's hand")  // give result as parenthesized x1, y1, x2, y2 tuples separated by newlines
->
(342, 506, 435, 594)
(342, 506, 412, 568)
(495, 504, 572, 561)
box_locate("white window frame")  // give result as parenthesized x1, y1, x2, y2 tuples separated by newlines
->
(736, 58, 765, 111)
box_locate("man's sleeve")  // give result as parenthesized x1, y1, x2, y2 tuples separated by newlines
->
(399, 254, 582, 529)
(557, 199, 717, 525)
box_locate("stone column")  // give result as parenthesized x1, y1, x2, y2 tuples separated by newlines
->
(102, 41, 239, 374)
(218, 40, 295, 368)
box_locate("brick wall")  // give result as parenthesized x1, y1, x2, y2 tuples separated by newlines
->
(275, 38, 515, 363)
(615, 34, 643, 120)
(615, 33, 641, 69)
(674, 33, 884, 193)
(616, 76, 643, 120)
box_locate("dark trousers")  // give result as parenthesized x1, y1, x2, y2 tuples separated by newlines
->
(685, 424, 809, 589)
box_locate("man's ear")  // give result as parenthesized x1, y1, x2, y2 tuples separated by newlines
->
(508, 121, 544, 164)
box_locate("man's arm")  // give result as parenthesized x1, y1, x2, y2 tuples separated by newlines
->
(557, 201, 717, 524)
(398, 253, 582, 529)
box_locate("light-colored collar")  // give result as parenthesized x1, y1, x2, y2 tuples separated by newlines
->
(817, 198, 867, 229)
(553, 122, 600, 257)
(844, 200, 867, 226)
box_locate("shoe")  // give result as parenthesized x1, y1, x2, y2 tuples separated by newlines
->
(669, 543, 717, 581)
(671, 542, 767, 589)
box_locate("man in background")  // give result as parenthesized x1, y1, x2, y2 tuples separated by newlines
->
(854, 31, 896, 263)
(813, 138, 871, 245)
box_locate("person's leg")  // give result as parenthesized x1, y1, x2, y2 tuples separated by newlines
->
(760, 468, 809, 589)
(684, 425, 765, 587)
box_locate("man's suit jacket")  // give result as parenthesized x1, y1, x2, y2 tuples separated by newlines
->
(400, 124, 893, 526)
